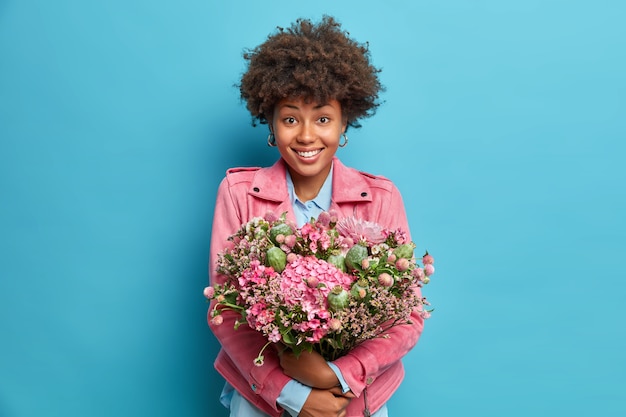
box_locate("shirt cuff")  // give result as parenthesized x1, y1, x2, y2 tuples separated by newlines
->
(277, 379, 312, 417)
(327, 361, 351, 393)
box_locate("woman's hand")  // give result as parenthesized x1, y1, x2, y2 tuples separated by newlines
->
(277, 347, 339, 389)
(299, 386, 355, 417)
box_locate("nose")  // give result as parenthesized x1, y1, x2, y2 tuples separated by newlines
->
(297, 121, 316, 143)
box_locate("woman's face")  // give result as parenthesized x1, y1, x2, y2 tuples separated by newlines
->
(271, 97, 347, 197)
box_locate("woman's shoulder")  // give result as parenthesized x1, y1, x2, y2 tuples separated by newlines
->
(220, 162, 284, 194)
(221, 159, 285, 186)
(359, 170, 398, 195)
(338, 160, 397, 192)
(224, 166, 262, 184)
(356, 169, 391, 183)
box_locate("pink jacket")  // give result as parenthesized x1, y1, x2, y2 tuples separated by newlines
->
(208, 157, 424, 417)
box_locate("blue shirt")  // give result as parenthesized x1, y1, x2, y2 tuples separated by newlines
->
(285, 165, 333, 228)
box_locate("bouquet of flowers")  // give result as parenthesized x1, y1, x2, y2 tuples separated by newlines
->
(204, 210, 434, 364)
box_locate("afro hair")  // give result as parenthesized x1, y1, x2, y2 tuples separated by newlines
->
(239, 16, 384, 128)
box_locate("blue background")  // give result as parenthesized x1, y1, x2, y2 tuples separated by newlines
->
(1, 1, 624, 416)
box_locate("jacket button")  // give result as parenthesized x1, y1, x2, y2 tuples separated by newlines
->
(361, 192, 367, 197)
(366, 377, 374, 385)
(251, 383, 257, 391)
(253, 187, 260, 192)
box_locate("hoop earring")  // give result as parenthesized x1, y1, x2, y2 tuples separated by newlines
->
(267, 133, 277, 147)
(339, 133, 348, 148)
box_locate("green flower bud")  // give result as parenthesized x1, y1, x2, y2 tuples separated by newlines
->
(266, 247, 287, 272)
(327, 286, 349, 312)
(269, 223, 293, 245)
(345, 244, 368, 271)
(351, 278, 370, 300)
(327, 254, 346, 272)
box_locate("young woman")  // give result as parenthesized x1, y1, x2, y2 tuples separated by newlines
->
(208, 16, 424, 417)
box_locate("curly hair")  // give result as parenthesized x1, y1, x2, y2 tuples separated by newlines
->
(239, 16, 384, 128)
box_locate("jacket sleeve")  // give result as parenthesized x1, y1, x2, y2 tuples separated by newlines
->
(208, 177, 291, 412)
(333, 182, 425, 397)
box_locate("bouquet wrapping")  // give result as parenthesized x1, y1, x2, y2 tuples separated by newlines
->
(204, 210, 434, 364)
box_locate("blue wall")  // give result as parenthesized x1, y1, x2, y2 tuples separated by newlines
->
(1, 1, 625, 416)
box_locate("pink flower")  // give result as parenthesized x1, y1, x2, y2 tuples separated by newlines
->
(300, 223, 314, 237)
(248, 302, 267, 317)
(393, 229, 409, 245)
(422, 253, 434, 265)
(316, 309, 331, 320)
(317, 211, 331, 227)
(264, 211, 279, 222)
(268, 329, 281, 343)
(336, 217, 387, 244)
(203, 286, 215, 299)
(413, 267, 425, 280)
(308, 327, 328, 343)
(284, 234, 296, 248)
(328, 210, 339, 224)
(396, 258, 410, 272)
(424, 264, 435, 276)
(211, 315, 224, 326)
(306, 276, 320, 288)
(378, 273, 393, 287)
(280, 256, 352, 307)
(328, 318, 343, 331)
(307, 318, 321, 329)
(319, 233, 331, 250)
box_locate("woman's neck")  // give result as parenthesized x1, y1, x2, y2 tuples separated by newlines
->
(289, 168, 331, 202)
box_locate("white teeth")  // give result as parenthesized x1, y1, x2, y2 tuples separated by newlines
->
(297, 149, 321, 158)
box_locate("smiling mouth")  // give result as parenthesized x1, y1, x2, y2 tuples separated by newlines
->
(296, 149, 322, 158)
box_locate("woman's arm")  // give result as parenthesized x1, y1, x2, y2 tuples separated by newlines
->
(332, 309, 424, 397)
(208, 177, 291, 409)
(277, 348, 340, 389)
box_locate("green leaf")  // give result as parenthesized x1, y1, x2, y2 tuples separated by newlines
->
(281, 331, 295, 345)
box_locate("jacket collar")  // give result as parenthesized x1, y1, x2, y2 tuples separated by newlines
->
(249, 157, 373, 204)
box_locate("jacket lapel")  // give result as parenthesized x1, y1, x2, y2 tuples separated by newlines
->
(247, 157, 372, 224)
(249, 159, 296, 224)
